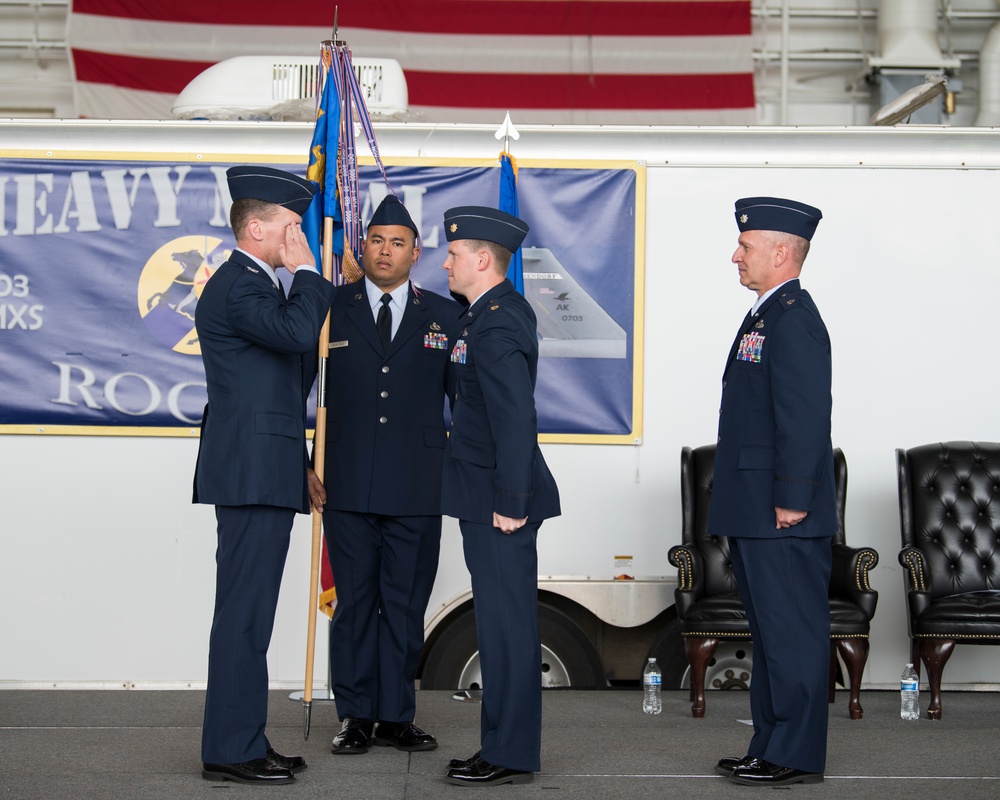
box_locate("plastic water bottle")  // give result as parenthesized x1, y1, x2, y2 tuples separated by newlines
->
(900, 663, 919, 720)
(642, 657, 662, 714)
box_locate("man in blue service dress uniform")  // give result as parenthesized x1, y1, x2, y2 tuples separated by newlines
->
(709, 197, 836, 787)
(439, 206, 560, 788)
(306, 195, 463, 755)
(193, 166, 334, 786)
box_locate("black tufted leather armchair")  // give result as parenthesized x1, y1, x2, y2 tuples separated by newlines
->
(668, 445, 879, 719)
(896, 441, 1000, 720)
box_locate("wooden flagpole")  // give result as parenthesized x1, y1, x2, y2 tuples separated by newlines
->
(303, 16, 362, 738)
(303, 3, 343, 734)
(303, 214, 334, 741)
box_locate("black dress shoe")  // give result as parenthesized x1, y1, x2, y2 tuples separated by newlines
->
(730, 759, 824, 786)
(715, 755, 759, 776)
(267, 747, 307, 772)
(202, 758, 295, 784)
(448, 750, 481, 769)
(331, 717, 374, 754)
(447, 755, 534, 786)
(373, 720, 438, 751)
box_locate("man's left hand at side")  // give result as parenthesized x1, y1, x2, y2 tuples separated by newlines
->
(493, 512, 528, 534)
(775, 507, 807, 529)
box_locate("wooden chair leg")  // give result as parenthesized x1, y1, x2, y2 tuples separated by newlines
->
(684, 636, 719, 719)
(919, 638, 955, 720)
(835, 637, 869, 720)
(828, 642, 838, 704)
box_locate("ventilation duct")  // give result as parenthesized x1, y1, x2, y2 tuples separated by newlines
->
(874, 0, 950, 68)
(974, 3, 1000, 125)
(867, 0, 959, 125)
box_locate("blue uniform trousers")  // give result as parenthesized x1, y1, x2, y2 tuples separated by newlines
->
(729, 535, 832, 774)
(325, 510, 441, 722)
(202, 504, 293, 764)
(461, 519, 542, 773)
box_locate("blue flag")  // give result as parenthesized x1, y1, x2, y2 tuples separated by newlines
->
(499, 152, 523, 294)
(303, 53, 343, 265)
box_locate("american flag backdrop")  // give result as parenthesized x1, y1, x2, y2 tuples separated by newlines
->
(68, 0, 755, 123)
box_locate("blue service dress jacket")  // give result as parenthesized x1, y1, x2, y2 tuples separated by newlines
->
(321, 279, 464, 514)
(708, 279, 836, 538)
(193, 250, 334, 513)
(442, 279, 560, 524)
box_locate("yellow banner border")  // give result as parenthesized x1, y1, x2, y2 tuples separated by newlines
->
(0, 153, 645, 445)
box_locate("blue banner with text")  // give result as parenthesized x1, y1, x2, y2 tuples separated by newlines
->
(0, 159, 639, 439)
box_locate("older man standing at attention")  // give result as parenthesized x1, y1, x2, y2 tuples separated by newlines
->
(709, 197, 835, 787)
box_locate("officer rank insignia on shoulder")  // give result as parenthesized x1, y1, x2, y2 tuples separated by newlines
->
(737, 331, 765, 363)
(424, 332, 448, 350)
(450, 339, 467, 364)
(489, 304, 500, 311)
(786, 298, 796, 306)
(244, 265, 259, 274)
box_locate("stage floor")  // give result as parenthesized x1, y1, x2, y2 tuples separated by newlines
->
(1, 688, 998, 799)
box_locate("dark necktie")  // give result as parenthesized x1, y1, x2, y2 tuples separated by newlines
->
(376, 293, 392, 350)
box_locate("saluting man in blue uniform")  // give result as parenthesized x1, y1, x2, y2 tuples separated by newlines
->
(439, 206, 560, 788)
(709, 197, 836, 787)
(307, 195, 463, 756)
(194, 166, 335, 785)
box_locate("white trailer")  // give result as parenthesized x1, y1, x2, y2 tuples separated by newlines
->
(2, 120, 999, 695)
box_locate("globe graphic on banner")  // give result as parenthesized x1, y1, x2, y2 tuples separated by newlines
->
(136, 236, 229, 355)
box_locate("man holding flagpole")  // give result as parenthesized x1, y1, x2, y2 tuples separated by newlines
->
(440, 206, 560, 787)
(307, 195, 462, 756)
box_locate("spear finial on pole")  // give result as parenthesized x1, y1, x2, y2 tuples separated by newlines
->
(494, 111, 520, 154)
(332, 6, 348, 48)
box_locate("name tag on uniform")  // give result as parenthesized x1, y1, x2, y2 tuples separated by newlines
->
(450, 339, 467, 364)
(329, 340, 349, 349)
(737, 332, 764, 363)
(424, 332, 449, 350)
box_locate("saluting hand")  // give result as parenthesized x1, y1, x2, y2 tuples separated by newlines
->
(279, 221, 316, 274)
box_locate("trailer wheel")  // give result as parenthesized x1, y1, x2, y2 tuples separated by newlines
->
(421, 604, 605, 690)
(648, 621, 754, 692)
(694, 642, 752, 692)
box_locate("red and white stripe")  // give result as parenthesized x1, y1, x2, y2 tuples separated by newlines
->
(69, 0, 754, 123)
